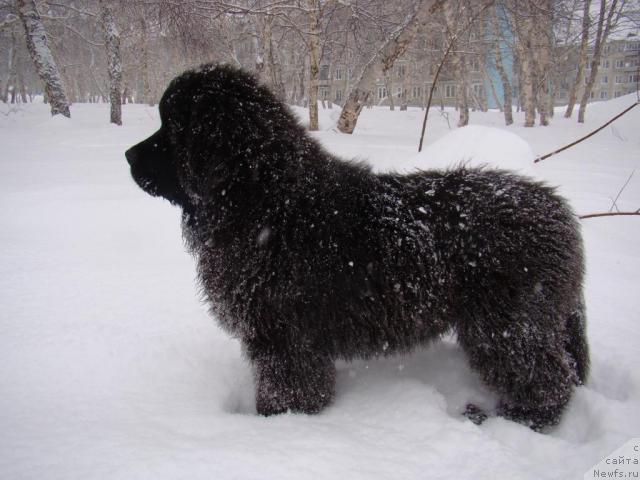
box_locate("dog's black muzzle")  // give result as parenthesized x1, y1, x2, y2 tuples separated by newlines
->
(125, 130, 188, 207)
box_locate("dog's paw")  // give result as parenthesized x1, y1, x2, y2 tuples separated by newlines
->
(463, 403, 489, 425)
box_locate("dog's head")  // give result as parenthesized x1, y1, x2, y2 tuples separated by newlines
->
(126, 63, 300, 208)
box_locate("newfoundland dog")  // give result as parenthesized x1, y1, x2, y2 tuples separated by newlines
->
(126, 63, 588, 431)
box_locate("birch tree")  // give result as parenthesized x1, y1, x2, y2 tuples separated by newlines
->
(530, 0, 553, 126)
(577, 0, 623, 123)
(444, 0, 470, 127)
(249, 12, 285, 101)
(99, 0, 122, 125)
(2, 25, 17, 103)
(491, 4, 513, 125)
(510, 1, 537, 127)
(16, 0, 70, 117)
(336, 0, 446, 134)
(307, 0, 321, 131)
(564, 0, 591, 118)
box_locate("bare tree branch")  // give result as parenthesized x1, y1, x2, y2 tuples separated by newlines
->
(534, 101, 640, 163)
(579, 211, 640, 219)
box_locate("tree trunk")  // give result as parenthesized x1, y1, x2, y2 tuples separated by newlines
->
(385, 72, 394, 110)
(251, 13, 287, 102)
(18, 73, 28, 103)
(2, 27, 17, 103)
(564, 0, 591, 118)
(17, 0, 71, 118)
(337, 0, 445, 133)
(139, 18, 152, 106)
(99, 0, 122, 126)
(307, 0, 320, 131)
(400, 66, 409, 111)
(515, 12, 536, 127)
(578, 0, 618, 123)
(531, 0, 553, 126)
(444, 1, 469, 127)
(491, 6, 513, 124)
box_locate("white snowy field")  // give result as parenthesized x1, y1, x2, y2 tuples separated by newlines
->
(1, 95, 639, 480)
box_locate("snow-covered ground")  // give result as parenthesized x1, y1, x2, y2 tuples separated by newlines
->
(1, 95, 639, 479)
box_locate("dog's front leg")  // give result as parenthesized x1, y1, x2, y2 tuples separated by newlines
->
(253, 350, 335, 416)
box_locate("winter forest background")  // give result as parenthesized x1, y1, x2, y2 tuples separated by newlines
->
(1, 0, 639, 132)
(2, 1, 640, 480)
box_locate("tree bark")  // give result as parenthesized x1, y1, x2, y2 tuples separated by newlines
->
(337, 0, 445, 133)
(99, 0, 123, 125)
(17, 0, 71, 118)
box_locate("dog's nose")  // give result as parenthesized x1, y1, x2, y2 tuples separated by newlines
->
(125, 147, 137, 166)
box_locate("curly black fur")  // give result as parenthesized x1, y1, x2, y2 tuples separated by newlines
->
(126, 63, 589, 431)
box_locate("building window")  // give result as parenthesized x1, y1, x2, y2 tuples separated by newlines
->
(377, 86, 387, 99)
(335, 67, 343, 80)
(615, 60, 625, 69)
(335, 89, 342, 102)
(472, 83, 483, 96)
(601, 75, 608, 84)
(614, 91, 622, 98)
(319, 65, 329, 81)
(603, 45, 611, 54)
(601, 59, 610, 69)
(590, 91, 595, 99)
(629, 74, 639, 84)
(615, 75, 625, 84)
(445, 84, 456, 98)
(412, 86, 422, 98)
(320, 87, 330, 100)
(396, 86, 402, 97)
(396, 64, 406, 78)
(626, 42, 640, 51)
(600, 90, 608, 99)
(470, 59, 480, 72)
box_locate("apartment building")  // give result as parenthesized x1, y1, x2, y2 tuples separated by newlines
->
(583, 38, 640, 102)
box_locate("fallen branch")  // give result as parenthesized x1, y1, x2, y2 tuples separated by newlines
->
(534, 101, 639, 163)
(579, 210, 640, 220)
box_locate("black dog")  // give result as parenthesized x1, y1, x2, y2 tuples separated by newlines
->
(126, 64, 588, 431)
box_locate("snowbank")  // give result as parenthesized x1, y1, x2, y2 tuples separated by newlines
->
(1, 96, 639, 480)
(402, 125, 536, 177)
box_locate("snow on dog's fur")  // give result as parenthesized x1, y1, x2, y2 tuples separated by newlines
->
(126, 64, 588, 431)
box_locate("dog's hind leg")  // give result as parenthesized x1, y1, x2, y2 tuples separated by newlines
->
(252, 349, 336, 416)
(563, 295, 589, 385)
(456, 301, 577, 431)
